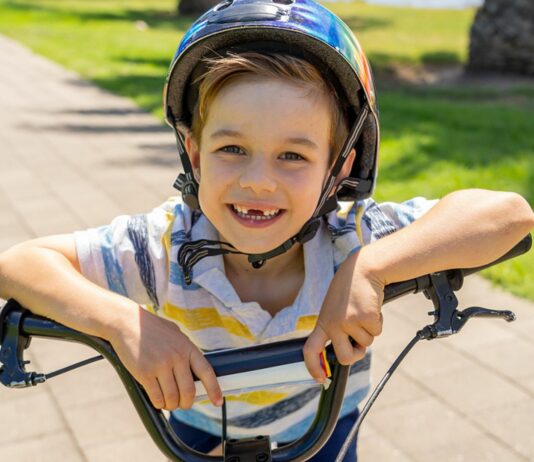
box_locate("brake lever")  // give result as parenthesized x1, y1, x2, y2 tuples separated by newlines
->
(452, 306, 516, 333)
(0, 307, 46, 388)
(420, 272, 516, 339)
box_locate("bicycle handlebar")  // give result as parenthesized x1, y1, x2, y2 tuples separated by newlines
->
(0, 234, 531, 461)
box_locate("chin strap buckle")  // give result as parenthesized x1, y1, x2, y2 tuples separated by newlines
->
(297, 218, 321, 244)
(173, 173, 199, 210)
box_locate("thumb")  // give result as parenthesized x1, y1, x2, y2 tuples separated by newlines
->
(303, 324, 330, 383)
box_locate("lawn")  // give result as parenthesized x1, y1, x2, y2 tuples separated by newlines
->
(0, 0, 533, 298)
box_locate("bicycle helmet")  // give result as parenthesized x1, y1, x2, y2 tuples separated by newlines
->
(163, 0, 380, 282)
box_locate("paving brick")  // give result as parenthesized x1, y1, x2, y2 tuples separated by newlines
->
(8, 195, 83, 235)
(367, 397, 482, 457)
(44, 359, 125, 408)
(0, 431, 85, 462)
(368, 352, 429, 411)
(414, 362, 529, 414)
(415, 434, 525, 462)
(476, 399, 534, 460)
(64, 394, 148, 448)
(0, 385, 65, 445)
(84, 433, 164, 462)
(471, 336, 534, 381)
(359, 424, 412, 462)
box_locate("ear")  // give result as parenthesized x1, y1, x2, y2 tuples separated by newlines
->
(184, 133, 201, 182)
(336, 148, 356, 185)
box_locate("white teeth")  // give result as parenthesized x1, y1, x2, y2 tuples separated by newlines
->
(232, 204, 281, 220)
(235, 205, 248, 214)
(263, 209, 280, 216)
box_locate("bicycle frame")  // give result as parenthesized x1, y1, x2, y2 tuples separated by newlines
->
(0, 234, 531, 462)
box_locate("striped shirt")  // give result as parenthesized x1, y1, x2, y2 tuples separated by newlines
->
(74, 196, 436, 441)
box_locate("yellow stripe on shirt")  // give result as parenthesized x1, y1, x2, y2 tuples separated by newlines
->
(161, 209, 174, 263)
(354, 202, 365, 246)
(295, 314, 318, 331)
(163, 302, 255, 340)
(198, 390, 288, 406)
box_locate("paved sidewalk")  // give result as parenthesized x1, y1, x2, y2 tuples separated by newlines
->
(0, 34, 533, 462)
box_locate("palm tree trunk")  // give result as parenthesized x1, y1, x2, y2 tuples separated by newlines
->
(467, 0, 534, 76)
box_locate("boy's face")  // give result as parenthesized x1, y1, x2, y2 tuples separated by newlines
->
(186, 77, 346, 254)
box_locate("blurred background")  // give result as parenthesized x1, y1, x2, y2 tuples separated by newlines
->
(0, 1, 533, 461)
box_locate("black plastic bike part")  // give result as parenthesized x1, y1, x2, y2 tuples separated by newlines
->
(222, 398, 228, 452)
(224, 436, 272, 462)
(0, 305, 44, 388)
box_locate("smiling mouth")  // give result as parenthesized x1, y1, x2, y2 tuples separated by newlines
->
(229, 204, 283, 221)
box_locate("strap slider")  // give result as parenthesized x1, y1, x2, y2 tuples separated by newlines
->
(298, 218, 321, 244)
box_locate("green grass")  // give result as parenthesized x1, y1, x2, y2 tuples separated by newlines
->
(328, 2, 473, 67)
(0, 0, 533, 299)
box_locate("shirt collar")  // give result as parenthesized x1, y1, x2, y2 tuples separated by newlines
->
(188, 213, 334, 314)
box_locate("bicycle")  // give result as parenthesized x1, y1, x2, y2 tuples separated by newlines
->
(0, 234, 531, 462)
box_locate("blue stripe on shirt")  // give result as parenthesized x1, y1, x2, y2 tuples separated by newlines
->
(98, 226, 127, 296)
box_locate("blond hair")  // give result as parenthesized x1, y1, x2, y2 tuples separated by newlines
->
(184, 52, 349, 162)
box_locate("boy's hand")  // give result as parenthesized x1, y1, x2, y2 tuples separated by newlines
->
(303, 251, 384, 382)
(109, 305, 223, 410)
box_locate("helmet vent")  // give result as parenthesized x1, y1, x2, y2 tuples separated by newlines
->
(272, 0, 294, 4)
(215, 0, 233, 11)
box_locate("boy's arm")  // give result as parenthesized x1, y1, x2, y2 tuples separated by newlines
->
(0, 235, 223, 409)
(304, 189, 534, 381)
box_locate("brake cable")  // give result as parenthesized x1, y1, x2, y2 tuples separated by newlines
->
(45, 354, 104, 379)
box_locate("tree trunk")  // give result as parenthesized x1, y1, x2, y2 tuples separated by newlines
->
(178, 0, 220, 16)
(467, 0, 534, 76)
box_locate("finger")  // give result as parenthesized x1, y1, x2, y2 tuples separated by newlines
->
(190, 350, 223, 407)
(144, 378, 165, 410)
(345, 324, 375, 348)
(173, 363, 196, 410)
(303, 325, 330, 383)
(157, 370, 181, 410)
(331, 334, 356, 366)
(359, 311, 384, 337)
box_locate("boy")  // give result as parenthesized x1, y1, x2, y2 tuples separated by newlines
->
(0, 0, 533, 460)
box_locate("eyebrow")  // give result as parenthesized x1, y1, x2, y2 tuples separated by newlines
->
(210, 129, 318, 149)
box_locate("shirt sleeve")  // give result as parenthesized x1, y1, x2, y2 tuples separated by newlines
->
(359, 196, 439, 245)
(331, 197, 438, 269)
(73, 198, 181, 308)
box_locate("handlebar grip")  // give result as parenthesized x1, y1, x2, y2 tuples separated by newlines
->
(461, 233, 532, 277)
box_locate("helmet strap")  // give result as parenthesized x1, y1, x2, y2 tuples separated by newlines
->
(173, 104, 371, 284)
(170, 118, 201, 210)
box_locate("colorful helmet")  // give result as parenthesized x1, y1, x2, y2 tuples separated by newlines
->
(164, 0, 379, 204)
(163, 0, 380, 279)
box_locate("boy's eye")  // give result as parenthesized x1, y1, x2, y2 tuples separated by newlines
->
(219, 145, 244, 154)
(280, 152, 305, 161)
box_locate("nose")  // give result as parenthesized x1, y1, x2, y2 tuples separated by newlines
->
(238, 155, 277, 194)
